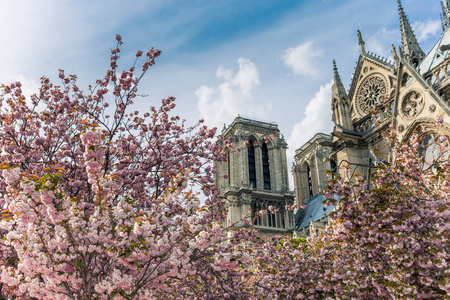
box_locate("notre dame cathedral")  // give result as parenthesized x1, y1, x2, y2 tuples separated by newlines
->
(214, 0, 450, 237)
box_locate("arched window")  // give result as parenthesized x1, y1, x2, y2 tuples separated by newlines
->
(334, 102, 340, 125)
(419, 133, 450, 169)
(248, 140, 257, 188)
(262, 143, 271, 190)
(307, 164, 313, 197)
(252, 201, 261, 225)
(330, 159, 337, 174)
(227, 153, 231, 185)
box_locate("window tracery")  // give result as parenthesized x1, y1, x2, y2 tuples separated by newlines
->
(419, 133, 450, 169)
(355, 74, 387, 116)
(251, 199, 285, 229)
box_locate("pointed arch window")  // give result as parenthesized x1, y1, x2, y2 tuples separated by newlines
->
(330, 159, 337, 174)
(227, 153, 231, 185)
(248, 140, 257, 188)
(334, 101, 340, 125)
(307, 164, 313, 197)
(419, 133, 450, 169)
(262, 143, 271, 190)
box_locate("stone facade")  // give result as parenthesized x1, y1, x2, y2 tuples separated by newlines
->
(215, 0, 450, 238)
(292, 133, 334, 206)
(294, 0, 450, 237)
(214, 117, 295, 236)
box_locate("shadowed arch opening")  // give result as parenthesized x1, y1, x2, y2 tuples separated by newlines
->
(248, 140, 256, 188)
(262, 143, 271, 190)
(306, 163, 313, 197)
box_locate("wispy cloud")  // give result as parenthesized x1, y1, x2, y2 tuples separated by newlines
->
(282, 41, 324, 77)
(196, 58, 271, 128)
(366, 28, 399, 59)
(413, 19, 441, 43)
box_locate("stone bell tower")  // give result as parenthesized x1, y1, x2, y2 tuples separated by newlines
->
(214, 116, 295, 236)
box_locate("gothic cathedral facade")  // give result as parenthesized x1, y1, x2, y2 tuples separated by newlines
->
(214, 117, 295, 236)
(215, 0, 450, 237)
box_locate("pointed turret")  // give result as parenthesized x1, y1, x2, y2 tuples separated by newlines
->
(397, 0, 425, 66)
(332, 60, 348, 99)
(441, 0, 450, 31)
(357, 30, 366, 54)
(331, 60, 352, 130)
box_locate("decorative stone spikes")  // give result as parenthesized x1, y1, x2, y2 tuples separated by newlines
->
(357, 30, 366, 54)
(397, 0, 425, 66)
(332, 60, 348, 99)
(364, 52, 395, 68)
(441, 0, 450, 31)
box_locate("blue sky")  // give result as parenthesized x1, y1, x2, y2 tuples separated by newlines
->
(0, 0, 443, 185)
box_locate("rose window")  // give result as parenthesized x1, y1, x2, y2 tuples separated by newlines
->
(355, 74, 387, 116)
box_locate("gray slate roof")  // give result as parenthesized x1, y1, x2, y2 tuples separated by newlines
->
(295, 194, 337, 231)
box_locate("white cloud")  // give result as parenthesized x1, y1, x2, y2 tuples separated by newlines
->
(282, 41, 324, 77)
(366, 28, 399, 59)
(413, 19, 441, 43)
(5, 74, 40, 101)
(287, 81, 333, 161)
(196, 58, 271, 128)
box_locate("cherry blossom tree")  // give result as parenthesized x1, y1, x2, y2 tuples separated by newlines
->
(1, 35, 449, 300)
(308, 123, 450, 299)
(0, 36, 256, 300)
(238, 121, 450, 299)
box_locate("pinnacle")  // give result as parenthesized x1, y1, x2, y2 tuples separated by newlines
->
(333, 60, 342, 86)
(397, 0, 424, 65)
(357, 30, 366, 53)
(332, 60, 347, 99)
(441, 0, 450, 31)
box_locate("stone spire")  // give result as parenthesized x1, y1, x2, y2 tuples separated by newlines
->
(441, 0, 450, 31)
(331, 60, 352, 130)
(332, 60, 347, 99)
(397, 0, 425, 66)
(357, 30, 366, 54)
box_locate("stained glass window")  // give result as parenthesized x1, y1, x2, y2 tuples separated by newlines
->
(419, 133, 450, 169)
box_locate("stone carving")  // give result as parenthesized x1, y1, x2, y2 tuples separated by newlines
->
(440, 44, 450, 51)
(429, 104, 436, 113)
(398, 125, 405, 132)
(355, 74, 387, 116)
(401, 90, 424, 119)
(354, 115, 373, 133)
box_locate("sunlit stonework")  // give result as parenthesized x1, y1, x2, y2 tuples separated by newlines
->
(401, 90, 425, 118)
(216, 0, 450, 239)
(355, 74, 387, 115)
(290, 0, 450, 238)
